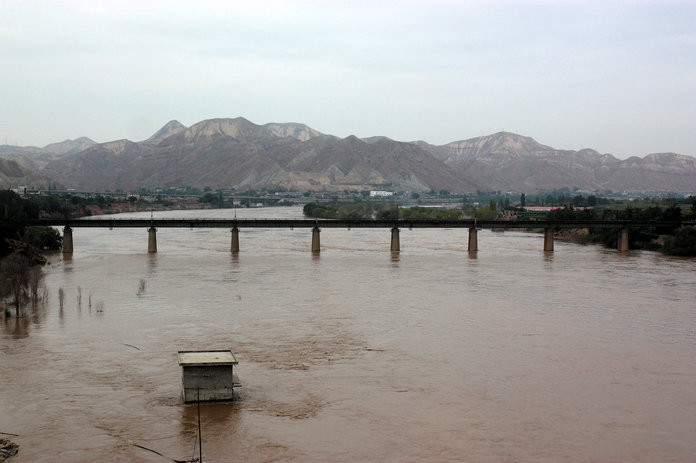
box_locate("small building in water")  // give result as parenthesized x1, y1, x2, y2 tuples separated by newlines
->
(177, 350, 241, 402)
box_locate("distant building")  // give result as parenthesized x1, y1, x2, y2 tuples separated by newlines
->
(11, 186, 39, 196)
(523, 206, 594, 212)
(370, 190, 394, 198)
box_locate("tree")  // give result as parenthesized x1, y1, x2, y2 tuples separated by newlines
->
(198, 192, 217, 204)
(0, 190, 40, 258)
(1, 253, 32, 316)
(662, 226, 696, 256)
(475, 207, 497, 220)
(28, 266, 43, 307)
(377, 208, 399, 220)
(520, 193, 526, 208)
(23, 227, 62, 251)
(661, 204, 682, 222)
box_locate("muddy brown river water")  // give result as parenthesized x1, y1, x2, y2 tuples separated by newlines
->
(1, 207, 695, 462)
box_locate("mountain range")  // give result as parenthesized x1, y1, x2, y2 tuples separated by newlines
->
(1, 117, 695, 194)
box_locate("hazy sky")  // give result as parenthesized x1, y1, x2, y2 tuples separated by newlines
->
(2, 0, 695, 158)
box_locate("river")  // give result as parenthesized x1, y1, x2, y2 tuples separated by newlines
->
(1, 206, 694, 462)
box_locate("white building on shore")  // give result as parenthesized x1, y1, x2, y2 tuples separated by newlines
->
(370, 190, 393, 198)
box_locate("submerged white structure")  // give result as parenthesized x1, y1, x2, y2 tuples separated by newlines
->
(177, 350, 241, 402)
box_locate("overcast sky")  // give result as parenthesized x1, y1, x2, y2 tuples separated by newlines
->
(1, 0, 695, 158)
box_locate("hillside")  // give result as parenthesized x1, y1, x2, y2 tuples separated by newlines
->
(41, 118, 477, 192)
(417, 132, 696, 193)
(0, 158, 59, 189)
(3, 119, 695, 193)
(0, 137, 97, 173)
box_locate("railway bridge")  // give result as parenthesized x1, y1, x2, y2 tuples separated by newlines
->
(29, 218, 694, 255)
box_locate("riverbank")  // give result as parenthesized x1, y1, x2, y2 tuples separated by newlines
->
(35, 198, 213, 219)
(81, 198, 209, 216)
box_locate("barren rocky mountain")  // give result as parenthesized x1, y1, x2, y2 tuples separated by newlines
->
(0, 136, 96, 159)
(0, 136, 97, 175)
(40, 118, 476, 192)
(142, 120, 187, 145)
(417, 132, 696, 193)
(41, 137, 97, 156)
(0, 158, 58, 189)
(601, 152, 696, 192)
(2, 118, 695, 193)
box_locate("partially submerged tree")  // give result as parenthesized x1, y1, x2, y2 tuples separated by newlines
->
(1, 190, 39, 258)
(1, 253, 32, 316)
(0, 191, 59, 316)
(28, 266, 43, 307)
(1, 237, 50, 317)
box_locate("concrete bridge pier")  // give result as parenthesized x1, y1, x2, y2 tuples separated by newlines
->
(468, 227, 478, 252)
(148, 227, 157, 253)
(231, 226, 240, 253)
(311, 226, 321, 252)
(391, 227, 400, 252)
(543, 228, 554, 252)
(62, 226, 73, 254)
(618, 228, 629, 252)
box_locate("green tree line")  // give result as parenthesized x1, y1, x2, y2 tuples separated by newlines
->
(1, 191, 62, 258)
(1, 190, 62, 316)
(303, 199, 696, 256)
(545, 203, 696, 255)
(303, 202, 463, 220)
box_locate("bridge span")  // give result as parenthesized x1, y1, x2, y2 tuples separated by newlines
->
(29, 218, 693, 255)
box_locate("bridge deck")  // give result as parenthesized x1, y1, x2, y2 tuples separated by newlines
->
(29, 218, 694, 230)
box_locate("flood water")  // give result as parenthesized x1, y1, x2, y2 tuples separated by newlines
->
(1, 206, 695, 462)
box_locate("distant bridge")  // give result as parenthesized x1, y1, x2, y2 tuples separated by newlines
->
(29, 218, 694, 254)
